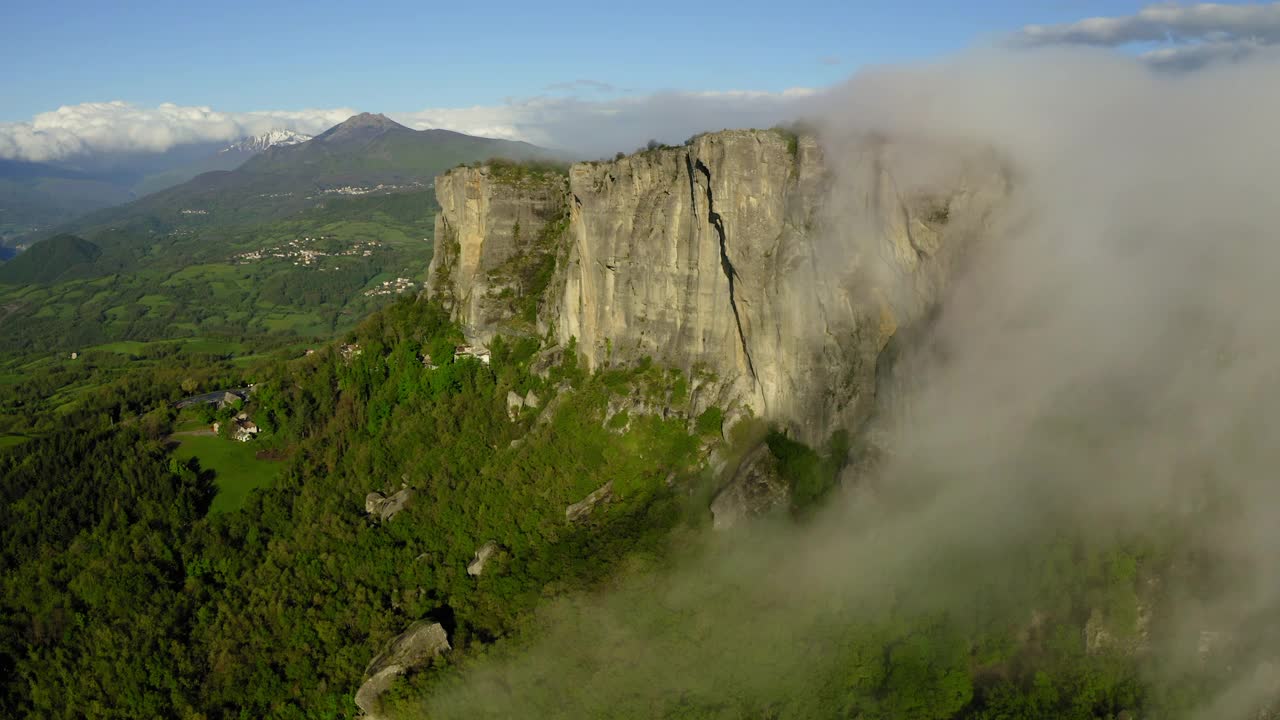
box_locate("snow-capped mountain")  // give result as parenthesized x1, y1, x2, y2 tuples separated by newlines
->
(219, 129, 312, 154)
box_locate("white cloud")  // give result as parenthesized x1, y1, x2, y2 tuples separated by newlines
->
(392, 89, 816, 158)
(0, 101, 356, 163)
(1012, 1, 1280, 68)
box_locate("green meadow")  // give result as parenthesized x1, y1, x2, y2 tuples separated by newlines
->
(172, 433, 282, 513)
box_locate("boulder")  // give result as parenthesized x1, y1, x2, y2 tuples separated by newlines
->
(710, 443, 790, 530)
(467, 541, 499, 576)
(523, 389, 541, 409)
(354, 621, 451, 718)
(364, 488, 413, 521)
(506, 390, 525, 420)
(566, 481, 614, 523)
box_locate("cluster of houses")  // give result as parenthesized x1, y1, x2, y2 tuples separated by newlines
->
(212, 413, 260, 442)
(364, 277, 418, 297)
(233, 237, 381, 267)
(319, 341, 492, 369)
(171, 386, 263, 442)
(308, 181, 425, 198)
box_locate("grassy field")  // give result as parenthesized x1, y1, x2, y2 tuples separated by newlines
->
(0, 434, 30, 451)
(172, 434, 282, 513)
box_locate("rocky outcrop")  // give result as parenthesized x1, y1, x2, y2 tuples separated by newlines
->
(427, 165, 569, 346)
(429, 130, 1007, 443)
(365, 489, 413, 521)
(506, 389, 543, 420)
(710, 443, 790, 530)
(566, 481, 614, 523)
(506, 390, 526, 420)
(354, 621, 451, 718)
(467, 541, 499, 576)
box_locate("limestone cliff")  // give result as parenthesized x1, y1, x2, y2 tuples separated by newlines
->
(427, 164, 569, 346)
(429, 130, 1007, 442)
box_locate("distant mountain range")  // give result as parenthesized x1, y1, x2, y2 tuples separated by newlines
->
(1, 127, 317, 242)
(5, 113, 562, 266)
(129, 130, 316, 197)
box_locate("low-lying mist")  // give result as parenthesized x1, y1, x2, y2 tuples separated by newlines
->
(414, 48, 1280, 719)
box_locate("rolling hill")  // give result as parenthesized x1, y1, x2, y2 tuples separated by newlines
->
(0, 234, 100, 285)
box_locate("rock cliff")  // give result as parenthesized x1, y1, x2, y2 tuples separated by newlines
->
(427, 164, 569, 346)
(428, 130, 1007, 442)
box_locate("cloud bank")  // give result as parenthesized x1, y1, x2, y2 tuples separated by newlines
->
(1014, 1, 1280, 68)
(0, 102, 358, 164)
(395, 88, 815, 158)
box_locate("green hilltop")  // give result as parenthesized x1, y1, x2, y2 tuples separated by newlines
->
(0, 234, 101, 285)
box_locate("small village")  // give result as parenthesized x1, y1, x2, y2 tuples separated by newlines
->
(233, 236, 381, 267)
(363, 277, 417, 296)
(329, 342, 490, 368)
(307, 181, 427, 198)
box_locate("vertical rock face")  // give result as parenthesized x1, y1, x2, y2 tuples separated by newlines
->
(427, 165, 569, 346)
(555, 132, 821, 424)
(429, 131, 1007, 442)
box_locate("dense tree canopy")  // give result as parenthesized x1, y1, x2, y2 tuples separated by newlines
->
(0, 297, 1253, 718)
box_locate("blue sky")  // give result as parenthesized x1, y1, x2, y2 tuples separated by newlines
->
(1, 0, 1163, 122)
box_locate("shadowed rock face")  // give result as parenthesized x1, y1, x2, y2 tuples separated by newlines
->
(710, 443, 790, 530)
(429, 130, 1008, 443)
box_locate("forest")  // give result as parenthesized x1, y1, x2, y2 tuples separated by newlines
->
(0, 294, 1250, 719)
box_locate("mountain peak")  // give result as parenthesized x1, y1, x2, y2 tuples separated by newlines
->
(315, 112, 410, 143)
(344, 112, 404, 129)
